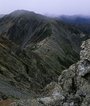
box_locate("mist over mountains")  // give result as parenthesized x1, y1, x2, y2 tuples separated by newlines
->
(59, 15, 90, 24)
(0, 10, 90, 105)
(56, 15, 90, 34)
(0, 14, 4, 18)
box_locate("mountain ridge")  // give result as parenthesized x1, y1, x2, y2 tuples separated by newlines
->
(0, 10, 90, 102)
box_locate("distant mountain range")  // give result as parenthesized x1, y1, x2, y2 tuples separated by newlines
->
(59, 15, 90, 24)
(55, 15, 90, 34)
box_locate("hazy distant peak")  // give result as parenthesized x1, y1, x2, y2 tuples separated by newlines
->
(60, 15, 90, 20)
(58, 15, 90, 25)
(9, 10, 36, 17)
(0, 14, 5, 18)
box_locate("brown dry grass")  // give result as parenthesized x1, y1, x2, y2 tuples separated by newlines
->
(0, 99, 14, 106)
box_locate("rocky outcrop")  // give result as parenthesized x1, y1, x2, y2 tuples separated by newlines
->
(30, 39, 90, 106)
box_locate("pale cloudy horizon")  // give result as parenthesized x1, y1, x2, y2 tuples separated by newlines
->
(0, 0, 90, 16)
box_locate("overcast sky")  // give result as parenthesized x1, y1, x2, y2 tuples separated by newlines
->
(0, 0, 90, 16)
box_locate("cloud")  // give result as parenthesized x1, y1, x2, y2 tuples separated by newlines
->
(0, 0, 90, 16)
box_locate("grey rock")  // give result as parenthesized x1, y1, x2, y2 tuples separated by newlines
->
(38, 39, 90, 106)
(78, 60, 90, 77)
(80, 40, 90, 60)
(37, 82, 65, 106)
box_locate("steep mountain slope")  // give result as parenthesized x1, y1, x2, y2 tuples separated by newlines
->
(0, 10, 89, 99)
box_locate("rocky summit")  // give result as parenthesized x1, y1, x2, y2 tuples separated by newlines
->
(0, 10, 90, 106)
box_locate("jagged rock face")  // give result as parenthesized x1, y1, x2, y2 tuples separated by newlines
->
(10, 39, 90, 106)
(80, 40, 90, 61)
(34, 39, 90, 106)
